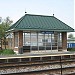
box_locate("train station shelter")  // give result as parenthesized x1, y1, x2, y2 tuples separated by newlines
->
(7, 14, 74, 53)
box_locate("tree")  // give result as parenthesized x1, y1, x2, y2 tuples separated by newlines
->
(0, 17, 13, 49)
(68, 34, 74, 39)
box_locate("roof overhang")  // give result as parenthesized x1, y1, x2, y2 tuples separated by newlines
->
(7, 28, 74, 33)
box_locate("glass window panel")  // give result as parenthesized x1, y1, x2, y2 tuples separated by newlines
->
(31, 33, 37, 46)
(38, 33, 44, 46)
(52, 34, 54, 43)
(38, 33, 44, 36)
(38, 34, 44, 42)
(38, 42, 43, 46)
(25, 33, 30, 46)
(23, 33, 25, 46)
(45, 34, 49, 47)
(58, 33, 62, 47)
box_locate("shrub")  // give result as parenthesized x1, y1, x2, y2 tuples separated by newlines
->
(1, 49, 15, 55)
(0, 50, 3, 54)
(67, 48, 75, 51)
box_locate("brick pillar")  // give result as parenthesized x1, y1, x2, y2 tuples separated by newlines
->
(62, 32, 67, 50)
(13, 32, 18, 53)
(54, 32, 58, 46)
(13, 31, 23, 53)
(18, 31, 23, 53)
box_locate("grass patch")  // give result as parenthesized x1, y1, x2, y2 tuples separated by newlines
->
(0, 49, 15, 55)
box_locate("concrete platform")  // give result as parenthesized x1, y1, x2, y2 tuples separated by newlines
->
(0, 51, 75, 59)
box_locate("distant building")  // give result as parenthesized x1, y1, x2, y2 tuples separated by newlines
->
(67, 38, 75, 48)
(7, 14, 74, 53)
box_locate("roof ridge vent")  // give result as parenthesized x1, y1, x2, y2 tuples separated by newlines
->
(25, 11, 27, 13)
(25, 9, 27, 14)
(53, 14, 54, 16)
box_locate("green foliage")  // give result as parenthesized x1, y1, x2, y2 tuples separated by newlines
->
(0, 17, 13, 38)
(68, 34, 74, 39)
(0, 50, 3, 54)
(0, 17, 13, 49)
(1, 49, 15, 55)
(67, 48, 75, 51)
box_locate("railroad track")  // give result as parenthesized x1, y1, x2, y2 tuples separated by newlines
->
(1, 67, 75, 75)
(0, 59, 75, 75)
(0, 58, 75, 68)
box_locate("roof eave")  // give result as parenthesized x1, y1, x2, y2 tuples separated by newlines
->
(12, 28, 74, 32)
(6, 29, 14, 33)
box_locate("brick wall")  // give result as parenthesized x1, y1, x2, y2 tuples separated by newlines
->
(62, 32, 67, 50)
(18, 31, 23, 48)
(13, 31, 23, 53)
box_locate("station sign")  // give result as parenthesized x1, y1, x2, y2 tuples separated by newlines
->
(40, 31, 54, 34)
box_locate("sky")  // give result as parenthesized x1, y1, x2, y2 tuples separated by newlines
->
(0, 0, 74, 29)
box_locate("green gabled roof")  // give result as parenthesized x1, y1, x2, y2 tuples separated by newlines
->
(8, 14, 74, 32)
